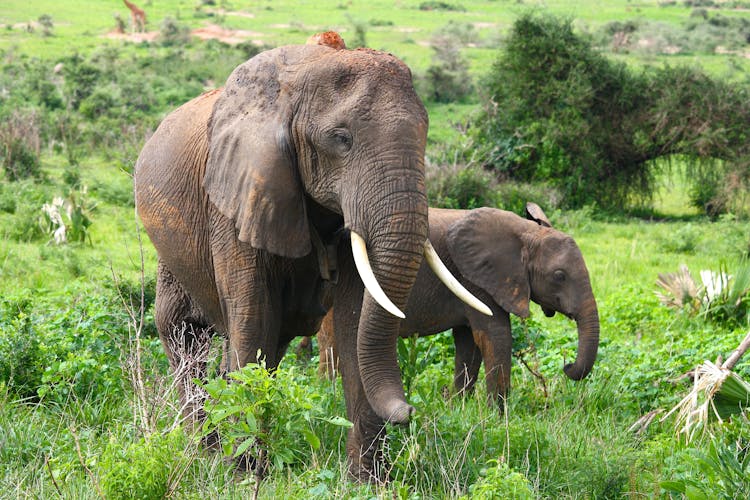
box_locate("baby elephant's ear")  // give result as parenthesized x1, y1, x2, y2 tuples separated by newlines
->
(525, 202, 552, 228)
(204, 51, 311, 258)
(447, 207, 531, 318)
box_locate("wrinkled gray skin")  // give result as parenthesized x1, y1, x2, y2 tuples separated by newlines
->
(319, 203, 599, 407)
(134, 44, 429, 481)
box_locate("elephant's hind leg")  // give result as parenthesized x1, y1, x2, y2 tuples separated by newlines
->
(453, 325, 482, 395)
(154, 260, 214, 431)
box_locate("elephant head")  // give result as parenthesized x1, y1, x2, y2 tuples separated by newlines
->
(446, 203, 599, 381)
(203, 44, 488, 423)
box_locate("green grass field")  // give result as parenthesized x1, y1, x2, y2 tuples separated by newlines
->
(2, 1, 750, 498)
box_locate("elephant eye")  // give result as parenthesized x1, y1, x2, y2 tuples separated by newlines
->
(329, 128, 353, 153)
(553, 270, 566, 283)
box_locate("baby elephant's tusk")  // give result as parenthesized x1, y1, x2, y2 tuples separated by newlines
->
(423, 239, 493, 316)
(350, 231, 406, 319)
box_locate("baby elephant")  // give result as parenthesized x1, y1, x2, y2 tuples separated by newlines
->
(318, 203, 599, 406)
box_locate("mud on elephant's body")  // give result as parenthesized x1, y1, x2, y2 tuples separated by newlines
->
(135, 42, 487, 481)
(319, 203, 600, 405)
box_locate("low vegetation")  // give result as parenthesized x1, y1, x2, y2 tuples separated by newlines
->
(1, 1, 750, 497)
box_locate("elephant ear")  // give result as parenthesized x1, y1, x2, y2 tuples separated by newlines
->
(525, 202, 552, 228)
(446, 207, 531, 318)
(204, 51, 311, 258)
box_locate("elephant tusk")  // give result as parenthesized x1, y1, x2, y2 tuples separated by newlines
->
(423, 239, 493, 317)
(350, 231, 406, 319)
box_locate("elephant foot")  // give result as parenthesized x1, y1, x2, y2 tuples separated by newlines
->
(346, 417, 390, 483)
(348, 459, 389, 484)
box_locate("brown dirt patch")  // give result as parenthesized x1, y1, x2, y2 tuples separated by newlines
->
(104, 30, 159, 43)
(191, 24, 264, 45)
(102, 24, 265, 45)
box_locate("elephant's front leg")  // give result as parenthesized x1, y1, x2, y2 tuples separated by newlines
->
(213, 244, 285, 372)
(467, 310, 513, 409)
(332, 290, 389, 483)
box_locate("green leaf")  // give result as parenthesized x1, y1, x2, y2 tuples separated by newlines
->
(201, 378, 227, 399)
(322, 416, 353, 428)
(660, 480, 686, 494)
(245, 412, 258, 433)
(233, 438, 255, 458)
(209, 405, 243, 424)
(685, 484, 710, 500)
(308, 483, 329, 497)
(302, 429, 320, 450)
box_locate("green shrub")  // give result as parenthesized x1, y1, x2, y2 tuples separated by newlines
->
(61, 55, 101, 110)
(474, 13, 750, 212)
(345, 14, 368, 48)
(99, 430, 185, 500)
(662, 437, 750, 500)
(0, 109, 42, 181)
(426, 163, 497, 209)
(423, 31, 474, 103)
(159, 17, 191, 47)
(0, 286, 133, 402)
(0, 294, 48, 398)
(200, 360, 351, 471)
(0, 179, 53, 241)
(78, 85, 119, 120)
(419, 1, 466, 11)
(465, 460, 534, 499)
(494, 181, 562, 216)
(659, 223, 700, 254)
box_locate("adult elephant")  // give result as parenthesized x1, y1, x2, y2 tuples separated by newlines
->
(134, 40, 488, 481)
(318, 203, 599, 405)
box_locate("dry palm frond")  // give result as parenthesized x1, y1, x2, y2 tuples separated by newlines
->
(655, 264, 701, 312)
(660, 330, 750, 442)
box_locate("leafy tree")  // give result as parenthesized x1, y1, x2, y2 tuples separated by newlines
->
(474, 13, 750, 212)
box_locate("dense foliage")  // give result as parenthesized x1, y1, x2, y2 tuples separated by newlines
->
(0, 41, 261, 178)
(474, 13, 750, 213)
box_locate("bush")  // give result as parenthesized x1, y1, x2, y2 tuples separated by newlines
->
(0, 179, 53, 241)
(159, 17, 191, 47)
(0, 109, 41, 181)
(662, 437, 750, 499)
(474, 13, 750, 212)
(423, 31, 474, 103)
(465, 460, 534, 499)
(494, 181, 562, 216)
(473, 13, 655, 209)
(426, 163, 497, 209)
(200, 361, 351, 471)
(99, 430, 185, 500)
(0, 287, 133, 402)
(0, 294, 48, 398)
(419, 1, 466, 11)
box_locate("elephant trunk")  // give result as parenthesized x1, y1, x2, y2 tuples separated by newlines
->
(563, 297, 599, 381)
(348, 181, 428, 424)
